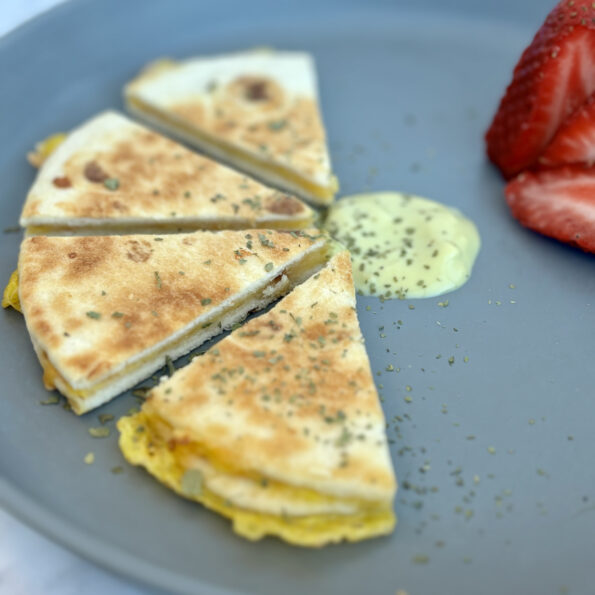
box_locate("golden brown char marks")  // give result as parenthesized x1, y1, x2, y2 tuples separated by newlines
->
(21, 111, 314, 227)
(17, 230, 320, 387)
(125, 239, 153, 263)
(264, 194, 304, 215)
(61, 237, 114, 280)
(45, 119, 308, 223)
(169, 75, 327, 181)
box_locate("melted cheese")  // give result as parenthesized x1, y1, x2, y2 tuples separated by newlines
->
(118, 412, 395, 547)
(127, 96, 339, 202)
(25, 213, 312, 237)
(2, 270, 21, 312)
(27, 133, 67, 168)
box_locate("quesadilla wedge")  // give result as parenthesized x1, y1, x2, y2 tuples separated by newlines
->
(124, 50, 338, 206)
(20, 111, 313, 235)
(118, 251, 396, 547)
(18, 229, 327, 414)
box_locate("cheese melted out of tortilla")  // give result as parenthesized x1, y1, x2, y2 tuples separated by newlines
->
(27, 133, 67, 168)
(2, 270, 20, 312)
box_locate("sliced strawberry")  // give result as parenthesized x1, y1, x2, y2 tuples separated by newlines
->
(538, 93, 595, 167)
(486, 1, 595, 179)
(505, 166, 595, 252)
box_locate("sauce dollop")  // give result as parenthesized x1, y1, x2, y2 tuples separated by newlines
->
(323, 192, 480, 299)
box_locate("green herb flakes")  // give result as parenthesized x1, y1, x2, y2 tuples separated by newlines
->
(258, 233, 275, 248)
(111, 311, 124, 318)
(98, 413, 114, 425)
(264, 262, 274, 272)
(181, 469, 203, 497)
(154, 271, 162, 289)
(88, 427, 110, 438)
(103, 178, 119, 191)
(201, 298, 212, 306)
(268, 119, 287, 131)
(165, 355, 175, 377)
(335, 427, 353, 447)
(40, 395, 60, 405)
(86, 311, 101, 320)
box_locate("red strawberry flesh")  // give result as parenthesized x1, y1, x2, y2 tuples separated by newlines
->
(505, 166, 595, 252)
(486, 1, 595, 179)
(538, 92, 595, 167)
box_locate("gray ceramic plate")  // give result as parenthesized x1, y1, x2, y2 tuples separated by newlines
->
(2, 0, 594, 594)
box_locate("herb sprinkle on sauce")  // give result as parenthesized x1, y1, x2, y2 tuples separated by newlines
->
(323, 192, 480, 299)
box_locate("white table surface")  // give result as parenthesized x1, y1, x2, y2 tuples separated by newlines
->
(1, 2, 148, 594)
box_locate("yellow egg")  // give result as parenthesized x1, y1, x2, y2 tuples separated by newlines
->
(118, 412, 395, 547)
(27, 132, 67, 167)
(2, 270, 21, 312)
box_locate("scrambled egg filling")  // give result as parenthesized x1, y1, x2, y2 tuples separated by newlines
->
(2, 270, 21, 312)
(27, 133, 67, 168)
(127, 96, 339, 202)
(118, 412, 396, 547)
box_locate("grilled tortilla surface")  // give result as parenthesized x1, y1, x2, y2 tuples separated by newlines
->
(20, 111, 312, 234)
(18, 229, 327, 413)
(118, 251, 397, 546)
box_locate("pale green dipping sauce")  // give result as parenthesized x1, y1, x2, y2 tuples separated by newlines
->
(323, 192, 480, 299)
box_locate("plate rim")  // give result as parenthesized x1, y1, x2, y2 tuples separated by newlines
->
(0, 478, 239, 595)
(0, 1, 568, 594)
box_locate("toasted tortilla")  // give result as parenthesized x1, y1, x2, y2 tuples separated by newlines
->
(18, 229, 327, 413)
(125, 51, 338, 205)
(118, 251, 396, 546)
(20, 111, 313, 234)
